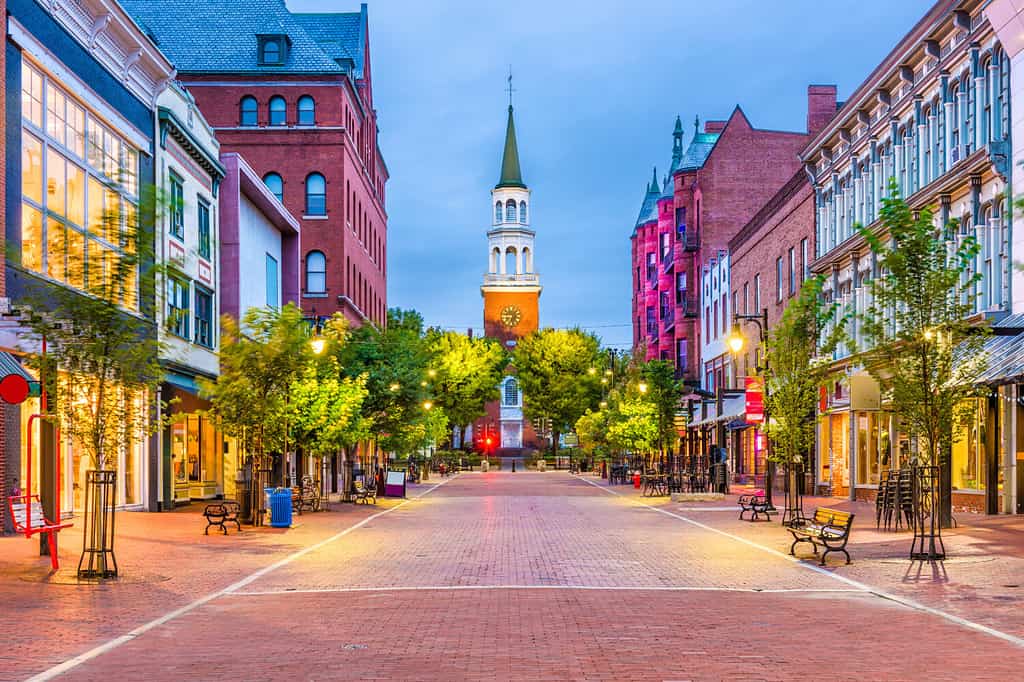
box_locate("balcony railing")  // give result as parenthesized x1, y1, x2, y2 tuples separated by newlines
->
(482, 272, 540, 285)
(661, 308, 675, 331)
(682, 227, 699, 251)
(679, 295, 698, 317)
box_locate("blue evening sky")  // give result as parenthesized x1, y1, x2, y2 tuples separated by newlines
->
(289, 0, 934, 348)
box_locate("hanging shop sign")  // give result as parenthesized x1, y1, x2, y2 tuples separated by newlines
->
(745, 376, 764, 424)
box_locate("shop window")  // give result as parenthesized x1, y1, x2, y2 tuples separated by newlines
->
(952, 399, 987, 491)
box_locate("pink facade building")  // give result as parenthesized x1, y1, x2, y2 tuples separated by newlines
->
(630, 87, 838, 386)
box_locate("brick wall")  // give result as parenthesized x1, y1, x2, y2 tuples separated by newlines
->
(728, 171, 816, 379)
(182, 75, 388, 328)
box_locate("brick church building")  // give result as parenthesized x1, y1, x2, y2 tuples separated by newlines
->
(124, 0, 388, 326)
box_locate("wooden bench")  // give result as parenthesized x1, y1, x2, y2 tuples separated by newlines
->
(8, 495, 73, 570)
(738, 490, 773, 521)
(788, 507, 855, 566)
(202, 501, 241, 535)
(353, 479, 377, 505)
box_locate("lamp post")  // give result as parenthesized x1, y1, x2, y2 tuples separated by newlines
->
(726, 308, 774, 509)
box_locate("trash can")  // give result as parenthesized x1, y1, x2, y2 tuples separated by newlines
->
(269, 487, 292, 528)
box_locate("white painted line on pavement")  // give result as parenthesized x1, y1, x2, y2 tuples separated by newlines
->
(229, 585, 863, 596)
(25, 475, 457, 682)
(574, 474, 1024, 650)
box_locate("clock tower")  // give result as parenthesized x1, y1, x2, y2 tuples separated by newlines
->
(480, 101, 540, 452)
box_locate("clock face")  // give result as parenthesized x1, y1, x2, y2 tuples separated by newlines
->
(500, 305, 522, 328)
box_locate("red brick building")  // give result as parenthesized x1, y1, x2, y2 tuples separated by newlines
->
(724, 171, 816, 481)
(631, 86, 837, 387)
(124, 1, 388, 326)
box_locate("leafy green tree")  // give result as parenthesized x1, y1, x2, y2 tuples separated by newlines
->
(858, 182, 987, 527)
(575, 408, 611, 461)
(338, 308, 435, 456)
(512, 328, 602, 457)
(639, 360, 682, 462)
(289, 360, 370, 463)
(606, 396, 659, 456)
(427, 331, 507, 447)
(764, 275, 844, 508)
(200, 304, 312, 488)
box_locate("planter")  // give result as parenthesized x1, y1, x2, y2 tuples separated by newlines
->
(78, 470, 118, 580)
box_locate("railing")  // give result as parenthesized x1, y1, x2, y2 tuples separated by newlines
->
(483, 273, 540, 285)
(662, 309, 675, 330)
(679, 295, 698, 317)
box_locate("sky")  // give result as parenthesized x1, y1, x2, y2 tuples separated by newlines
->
(289, 0, 935, 349)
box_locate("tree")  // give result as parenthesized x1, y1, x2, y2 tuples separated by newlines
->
(639, 360, 683, 464)
(764, 275, 843, 515)
(200, 304, 313, 491)
(289, 360, 370, 464)
(606, 396, 659, 456)
(857, 182, 987, 527)
(575, 408, 611, 461)
(512, 328, 602, 457)
(427, 331, 507, 447)
(337, 308, 435, 456)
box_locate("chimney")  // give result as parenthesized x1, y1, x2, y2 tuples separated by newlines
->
(467, 327, 473, 339)
(807, 84, 838, 136)
(704, 120, 727, 134)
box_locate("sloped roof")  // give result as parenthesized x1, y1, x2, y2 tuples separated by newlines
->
(634, 169, 660, 230)
(496, 106, 525, 189)
(680, 132, 720, 171)
(121, 0, 349, 74)
(293, 11, 364, 76)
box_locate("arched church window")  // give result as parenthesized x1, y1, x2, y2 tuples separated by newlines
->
(519, 201, 527, 223)
(495, 201, 503, 223)
(505, 246, 517, 275)
(504, 378, 519, 406)
(505, 199, 516, 222)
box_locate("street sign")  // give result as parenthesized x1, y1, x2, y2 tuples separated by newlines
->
(745, 376, 764, 424)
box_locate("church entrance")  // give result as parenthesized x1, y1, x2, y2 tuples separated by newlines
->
(501, 421, 523, 449)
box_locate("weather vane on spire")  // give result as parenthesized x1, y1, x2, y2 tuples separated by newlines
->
(506, 65, 516, 108)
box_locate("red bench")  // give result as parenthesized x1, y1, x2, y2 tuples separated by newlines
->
(7, 494, 73, 570)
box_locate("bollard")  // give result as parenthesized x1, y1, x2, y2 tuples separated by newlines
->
(512, 460, 516, 473)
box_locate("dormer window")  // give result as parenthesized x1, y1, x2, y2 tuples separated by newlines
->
(258, 35, 289, 66)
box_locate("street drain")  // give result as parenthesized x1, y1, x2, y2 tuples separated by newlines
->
(343, 644, 368, 650)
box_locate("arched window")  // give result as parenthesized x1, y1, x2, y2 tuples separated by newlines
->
(495, 201, 502, 223)
(269, 96, 286, 126)
(490, 247, 500, 274)
(298, 96, 315, 126)
(505, 199, 516, 222)
(263, 173, 283, 202)
(519, 201, 527, 223)
(306, 250, 326, 294)
(305, 173, 326, 216)
(262, 40, 281, 64)
(504, 378, 519, 406)
(522, 247, 532, 273)
(505, 246, 517, 275)
(982, 56, 993, 143)
(240, 96, 258, 126)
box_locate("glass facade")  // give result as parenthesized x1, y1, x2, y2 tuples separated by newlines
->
(20, 61, 140, 311)
(170, 414, 224, 502)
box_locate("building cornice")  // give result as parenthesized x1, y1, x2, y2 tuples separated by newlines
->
(39, 0, 175, 106)
(158, 107, 225, 186)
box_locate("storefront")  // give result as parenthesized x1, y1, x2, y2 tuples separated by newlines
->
(162, 381, 223, 505)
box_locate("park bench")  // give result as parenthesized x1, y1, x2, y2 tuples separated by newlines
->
(788, 507, 855, 566)
(7, 495, 73, 570)
(738, 490, 773, 521)
(353, 479, 377, 505)
(202, 501, 241, 535)
(291, 477, 321, 514)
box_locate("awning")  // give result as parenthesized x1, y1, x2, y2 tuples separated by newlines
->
(689, 395, 746, 428)
(0, 352, 40, 404)
(972, 332, 1024, 386)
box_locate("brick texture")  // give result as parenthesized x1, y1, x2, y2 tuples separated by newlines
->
(181, 68, 388, 327)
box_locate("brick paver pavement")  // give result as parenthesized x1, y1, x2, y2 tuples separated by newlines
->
(3, 472, 1023, 681)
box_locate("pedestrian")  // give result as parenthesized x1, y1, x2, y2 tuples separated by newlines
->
(512, 460, 516, 473)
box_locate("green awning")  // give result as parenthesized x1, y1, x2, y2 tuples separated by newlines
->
(0, 352, 41, 403)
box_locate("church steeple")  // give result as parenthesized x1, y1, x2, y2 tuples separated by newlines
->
(496, 105, 526, 189)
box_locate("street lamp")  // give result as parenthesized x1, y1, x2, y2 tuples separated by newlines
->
(422, 400, 433, 411)
(638, 382, 648, 394)
(588, 367, 597, 376)
(308, 314, 326, 355)
(727, 308, 774, 509)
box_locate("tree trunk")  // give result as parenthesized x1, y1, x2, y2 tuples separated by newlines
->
(939, 437, 953, 529)
(551, 429, 560, 460)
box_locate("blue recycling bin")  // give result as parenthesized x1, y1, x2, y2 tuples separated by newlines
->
(269, 488, 293, 528)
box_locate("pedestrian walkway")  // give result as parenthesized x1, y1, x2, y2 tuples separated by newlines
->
(2, 472, 1021, 680)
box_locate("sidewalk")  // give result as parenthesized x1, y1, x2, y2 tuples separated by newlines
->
(582, 472, 1024, 640)
(0, 483, 432, 682)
